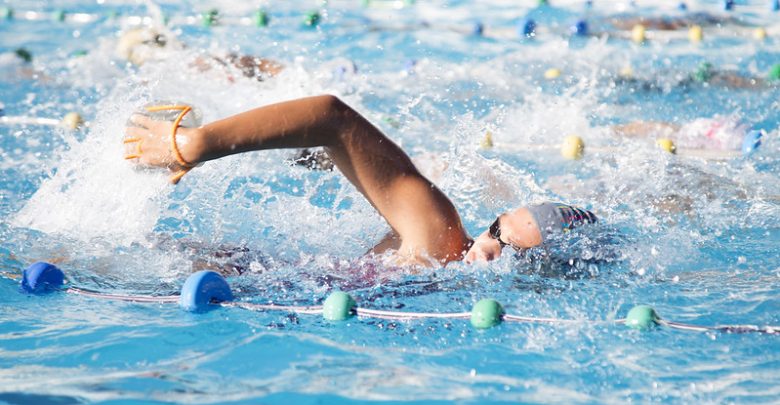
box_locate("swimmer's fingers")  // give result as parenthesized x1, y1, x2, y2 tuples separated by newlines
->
(123, 126, 145, 161)
(122, 124, 177, 169)
(466, 250, 494, 264)
(464, 250, 477, 264)
(127, 114, 181, 138)
(129, 113, 170, 126)
(464, 235, 502, 264)
(126, 113, 151, 129)
(124, 116, 173, 142)
(123, 125, 149, 140)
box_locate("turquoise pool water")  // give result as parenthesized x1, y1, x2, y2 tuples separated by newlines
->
(2, 0, 780, 403)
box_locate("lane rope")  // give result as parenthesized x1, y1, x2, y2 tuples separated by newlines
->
(1, 5, 776, 43)
(11, 264, 780, 334)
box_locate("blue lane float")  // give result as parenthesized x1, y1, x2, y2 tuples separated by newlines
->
(571, 19, 588, 37)
(742, 130, 763, 156)
(178, 270, 233, 312)
(20, 262, 65, 293)
(10, 262, 780, 335)
(470, 21, 484, 36)
(518, 18, 537, 38)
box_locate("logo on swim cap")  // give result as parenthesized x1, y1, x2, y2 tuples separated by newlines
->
(528, 202, 597, 243)
(555, 203, 597, 232)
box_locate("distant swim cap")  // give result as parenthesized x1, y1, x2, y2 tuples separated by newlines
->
(14, 47, 32, 63)
(527, 202, 597, 243)
(131, 101, 202, 129)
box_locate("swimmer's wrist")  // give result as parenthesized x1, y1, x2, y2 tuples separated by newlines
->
(178, 126, 208, 164)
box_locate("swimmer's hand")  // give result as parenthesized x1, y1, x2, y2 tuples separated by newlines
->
(123, 114, 203, 183)
(464, 231, 503, 264)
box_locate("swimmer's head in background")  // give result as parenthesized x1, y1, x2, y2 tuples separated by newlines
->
(527, 202, 597, 244)
(130, 101, 202, 129)
(678, 115, 748, 150)
(116, 27, 182, 66)
(14, 48, 32, 63)
(0, 47, 32, 68)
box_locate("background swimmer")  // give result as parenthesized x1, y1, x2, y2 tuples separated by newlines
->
(608, 11, 739, 31)
(117, 26, 283, 81)
(613, 114, 757, 151)
(123, 96, 598, 267)
(615, 61, 779, 93)
(0, 47, 42, 81)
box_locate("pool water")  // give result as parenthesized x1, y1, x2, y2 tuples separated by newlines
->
(2, 0, 780, 403)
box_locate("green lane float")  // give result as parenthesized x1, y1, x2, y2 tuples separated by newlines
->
(52, 9, 66, 22)
(254, 9, 269, 27)
(625, 305, 660, 330)
(303, 11, 321, 27)
(470, 299, 505, 329)
(0, 7, 13, 20)
(323, 291, 357, 321)
(202, 9, 219, 27)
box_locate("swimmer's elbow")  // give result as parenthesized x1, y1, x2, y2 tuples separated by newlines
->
(315, 94, 352, 115)
(314, 94, 364, 139)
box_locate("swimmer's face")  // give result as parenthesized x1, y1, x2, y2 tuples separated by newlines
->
(464, 209, 543, 263)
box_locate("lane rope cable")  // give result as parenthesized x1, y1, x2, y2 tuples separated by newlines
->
(9, 263, 780, 334)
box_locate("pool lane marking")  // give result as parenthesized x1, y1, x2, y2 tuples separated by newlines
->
(0, 116, 61, 126)
(490, 142, 745, 160)
(50, 285, 780, 334)
(67, 286, 179, 303)
(5, 269, 780, 334)
(357, 308, 471, 320)
(2, 7, 777, 42)
(221, 301, 324, 315)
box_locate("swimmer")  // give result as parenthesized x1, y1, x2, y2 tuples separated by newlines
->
(608, 12, 740, 31)
(117, 27, 282, 81)
(123, 96, 597, 266)
(0, 47, 40, 81)
(613, 114, 753, 151)
(616, 62, 777, 92)
(545, 161, 750, 218)
(676, 62, 773, 90)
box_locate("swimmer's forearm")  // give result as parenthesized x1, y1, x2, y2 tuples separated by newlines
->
(189, 95, 349, 163)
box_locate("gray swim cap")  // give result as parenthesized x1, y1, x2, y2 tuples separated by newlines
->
(527, 202, 597, 243)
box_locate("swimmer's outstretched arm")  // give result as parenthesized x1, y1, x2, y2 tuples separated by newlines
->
(126, 95, 471, 265)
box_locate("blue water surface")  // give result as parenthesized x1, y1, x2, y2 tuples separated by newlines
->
(1, 0, 780, 403)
